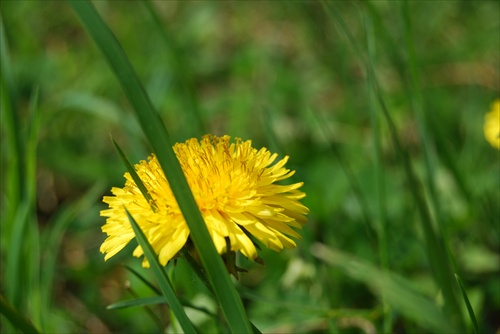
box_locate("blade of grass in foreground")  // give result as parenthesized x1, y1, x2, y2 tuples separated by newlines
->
(125, 209, 197, 333)
(68, 2, 253, 332)
(112, 138, 155, 208)
(455, 274, 479, 334)
(114, 140, 262, 333)
(113, 139, 194, 331)
(311, 243, 458, 333)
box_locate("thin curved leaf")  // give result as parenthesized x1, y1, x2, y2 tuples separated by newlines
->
(107, 296, 165, 310)
(125, 209, 197, 333)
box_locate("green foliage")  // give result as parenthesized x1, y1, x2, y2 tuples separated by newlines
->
(1, 1, 498, 333)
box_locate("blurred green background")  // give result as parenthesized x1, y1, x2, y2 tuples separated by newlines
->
(1, 1, 499, 333)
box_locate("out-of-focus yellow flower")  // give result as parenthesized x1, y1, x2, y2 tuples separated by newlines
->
(100, 135, 309, 268)
(484, 99, 500, 149)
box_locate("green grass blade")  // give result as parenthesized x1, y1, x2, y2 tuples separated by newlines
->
(115, 142, 254, 328)
(312, 243, 458, 333)
(25, 87, 40, 208)
(108, 295, 216, 318)
(0, 15, 15, 96)
(69, 1, 253, 332)
(107, 296, 166, 310)
(306, 107, 376, 242)
(5, 201, 30, 310)
(364, 10, 387, 268)
(455, 274, 479, 334)
(400, 2, 463, 325)
(124, 209, 197, 333)
(142, 0, 206, 137)
(107, 293, 165, 331)
(0, 14, 21, 241)
(364, 13, 391, 333)
(322, 1, 463, 327)
(112, 138, 155, 209)
(125, 265, 162, 295)
(1, 24, 42, 331)
(0, 294, 40, 334)
(401, 1, 440, 214)
(25, 87, 43, 330)
(179, 249, 214, 294)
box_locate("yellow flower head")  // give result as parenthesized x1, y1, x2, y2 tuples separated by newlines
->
(100, 135, 309, 267)
(484, 99, 500, 149)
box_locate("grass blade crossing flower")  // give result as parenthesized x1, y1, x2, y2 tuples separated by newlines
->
(101, 135, 309, 269)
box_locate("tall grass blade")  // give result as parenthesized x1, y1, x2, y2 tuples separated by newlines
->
(311, 243, 458, 333)
(113, 140, 194, 332)
(322, 1, 463, 327)
(69, 1, 253, 332)
(0, 294, 40, 334)
(401, 1, 440, 216)
(306, 107, 375, 242)
(142, 0, 206, 137)
(125, 209, 197, 333)
(24, 88, 43, 330)
(5, 202, 30, 309)
(114, 141, 263, 331)
(400, 1, 463, 325)
(364, 0, 471, 203)
(455, 274, 479, 334)
(364, 13, 391, 333)
(125, 265, 162, 295)
(107, 296, 166, 310)
(0, 15, 15, 96)
(1, 24, 42, 331)
(0, 14, 22, 237)
(112, 138, 155, 209)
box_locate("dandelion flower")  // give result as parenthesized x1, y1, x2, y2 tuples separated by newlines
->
(100, 135, 309, 268)
(484, 99, 500, 149)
